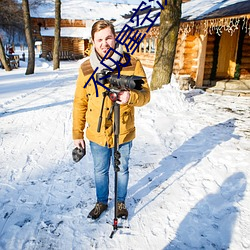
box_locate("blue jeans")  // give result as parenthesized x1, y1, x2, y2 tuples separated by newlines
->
(90, 141, 132, 205)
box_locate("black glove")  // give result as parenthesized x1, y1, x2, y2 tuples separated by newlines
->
(72, 146, 86, 162)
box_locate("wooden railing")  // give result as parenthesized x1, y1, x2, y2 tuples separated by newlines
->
(46, 51, 83, 61)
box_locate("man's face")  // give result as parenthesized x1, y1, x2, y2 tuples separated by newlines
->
(93, 27, 116, 58)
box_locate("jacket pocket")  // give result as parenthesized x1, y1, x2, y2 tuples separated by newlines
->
(120, 106, 135, 134)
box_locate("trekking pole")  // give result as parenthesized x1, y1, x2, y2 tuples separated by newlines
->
(110, 101, 121, 238)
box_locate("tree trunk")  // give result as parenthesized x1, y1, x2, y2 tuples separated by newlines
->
(151, 0, 182, 90)
(53, 0, 61, 70)
(22, 0, 35, 75)
(0, 37, 11, 71)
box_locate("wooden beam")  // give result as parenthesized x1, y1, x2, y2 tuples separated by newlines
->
(195, 33, 208, 87)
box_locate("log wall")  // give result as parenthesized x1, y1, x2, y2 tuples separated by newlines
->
(173, 33, 199, 81)
(41, 37, 87, 59)
(173, 34, 185, 74)
(32, 18, 86, 29)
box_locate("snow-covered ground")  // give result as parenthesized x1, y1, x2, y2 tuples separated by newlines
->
(0, 49, 250, 250)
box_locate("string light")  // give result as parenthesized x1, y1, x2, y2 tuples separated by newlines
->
(179, 16, 250, 37)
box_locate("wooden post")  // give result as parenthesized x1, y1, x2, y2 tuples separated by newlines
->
(195, 32, 207, 87)
(149, 38, 152, 53)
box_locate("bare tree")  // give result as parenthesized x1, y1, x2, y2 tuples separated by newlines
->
(0, 0, 24, 36)
(0, 0, 23, 71)
(53, 0, 61, 70)
(151, 0, 182, 90)
(22, 0, 35, 75)
(0, 37, 11, 71)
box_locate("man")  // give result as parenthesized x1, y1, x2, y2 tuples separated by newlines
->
(72, 20, 150, 220)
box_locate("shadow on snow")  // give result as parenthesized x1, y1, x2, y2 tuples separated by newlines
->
(0, 100, 73, 117)
(128, 118, 239, 213)
(127, 118, 243, 248)
(164, 172, 247, 249)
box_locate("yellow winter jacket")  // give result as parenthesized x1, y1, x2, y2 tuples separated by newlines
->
(72, 54, 150, 148)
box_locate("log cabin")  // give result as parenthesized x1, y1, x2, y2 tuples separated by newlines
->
(30, 1, 137, 60)
(30, 0, 250, 94)
(31, 18, 92, 60)
(115, 0, 250, 94)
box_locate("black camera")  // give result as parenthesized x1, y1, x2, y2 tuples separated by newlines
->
(96, 69, 144, 91)
(72, 146, 86, 162)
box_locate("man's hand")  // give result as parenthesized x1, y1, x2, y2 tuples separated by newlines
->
(74, 139, 85, 149)
(72, 139, 86, 162)
(116, 90, 130, 105)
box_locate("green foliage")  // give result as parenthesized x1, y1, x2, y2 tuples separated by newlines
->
(234, 63, 240, 80)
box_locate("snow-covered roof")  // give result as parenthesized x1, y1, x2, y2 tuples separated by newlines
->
(182, 0, 250, 21)
(40, 27, 92, 39)
(31, 0, 250, 22)
(32, 0, 250, 38)
(30, 0, 138, 20)
(114, 0, 250, 31)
